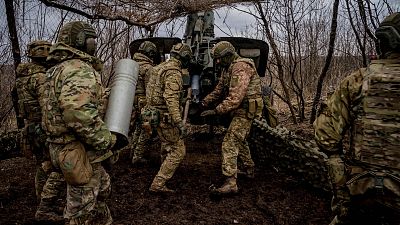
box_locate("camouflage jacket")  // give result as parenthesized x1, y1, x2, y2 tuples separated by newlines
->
(15, 62, 47, 123)
(133, 52, 154, 96)
(146, 57, 183, 125)
(203, 57, 263, 117)
(41, 42, 113, 152)
(313, 53, 400, 162)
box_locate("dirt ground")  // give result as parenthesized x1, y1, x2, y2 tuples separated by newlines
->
(0, 126, 332, 225)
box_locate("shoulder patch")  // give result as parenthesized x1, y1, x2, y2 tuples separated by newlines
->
(230, 75, 239, 87)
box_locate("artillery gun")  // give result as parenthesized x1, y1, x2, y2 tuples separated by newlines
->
(129, 11, 269, 126)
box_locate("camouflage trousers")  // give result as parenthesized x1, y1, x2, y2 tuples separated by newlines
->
(35, 160, 55, 201)
(24, 123, 52, 200)
(131, 124, 151, 162)
(152, 121, 186, 185)
(129, 103, 151, 161)
(49, 143, 112, 225)
(222, 116, 255, 177)
(40, 170, 65, 206)
(329, 170, 400, 225)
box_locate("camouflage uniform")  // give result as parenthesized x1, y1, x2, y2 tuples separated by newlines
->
(202, 41, 263, 193)
(15, 41, 67, 216)
(41, 22, 115, 225)
(131, 51, 155, 164)
(314, 54, 400, 224)
(145, 49, 188, 192)
(314, 12, 400, 225)
(203, 58, 263, 174)
(15, 61, 51, 199)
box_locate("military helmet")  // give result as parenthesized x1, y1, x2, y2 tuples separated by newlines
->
(210, 41, 236, 59)
(57, 21, 97, 54)
(170, 43, 192, 68)
(27, 40, 51, 58)
(170, 43, 193, 59)
(138, 41, 157, 55)
(375, 12, 400, 53)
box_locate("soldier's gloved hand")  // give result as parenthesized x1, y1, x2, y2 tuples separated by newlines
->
(200, 109, 216, 117)
(200, 101, 208, 109)
(109, 133, 117, 150)
(326, 154, 346, 189)
(92, 133, 118, 165)
(178, 122, 187, 138)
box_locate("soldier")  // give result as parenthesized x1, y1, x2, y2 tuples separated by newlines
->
(200, 41, 264, 194)
(15, 40, 52, 199)
(131, 41, 157, 166)
(144, 43, 192, 193)
(15, 40, 65, 221)
(41, 21, 117, 225)
(313, 12, 400, 225)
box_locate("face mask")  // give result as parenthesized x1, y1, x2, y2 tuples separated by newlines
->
(92, 57, 104, 72)
(148, 50, 156, 58)
(85, 38, 97, 56)
(180, 55, 191, 69)
(215, 55, 232, 67)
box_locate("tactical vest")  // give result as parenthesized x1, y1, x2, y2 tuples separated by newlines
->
(223, 58, 263, 117)
(146, 58, 181, 109)
(15, 63, 47, 123)
(351, 59, 400, 172)
(42, 59, 104, 144)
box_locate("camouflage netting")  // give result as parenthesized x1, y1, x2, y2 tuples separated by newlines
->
(38, 0, 250, 27)
(0, 130, 22, 160)
(249, 119, 331, 191)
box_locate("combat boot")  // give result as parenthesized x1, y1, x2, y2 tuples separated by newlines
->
(214, 176, 238, 194)
(149, 176, 175, 193)
(35, 198, 63, 222)
(238, 167, 255, 179)
(131, 156, 148, 167)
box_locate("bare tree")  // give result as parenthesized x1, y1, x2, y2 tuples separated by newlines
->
(4, 0, 23, 129)
(5, 0, 21, 70)
(310, 0, 340, 123)
(255, 1, 298, 123)
(345, 0, 367, 67)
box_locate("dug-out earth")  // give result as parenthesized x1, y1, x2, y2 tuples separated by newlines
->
(0, 130, 331, 225)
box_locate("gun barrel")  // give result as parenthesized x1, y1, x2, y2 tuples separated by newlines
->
(183, 88, 192, 125)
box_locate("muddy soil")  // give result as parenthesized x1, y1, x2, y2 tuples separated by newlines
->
(0, 130, 332, 225)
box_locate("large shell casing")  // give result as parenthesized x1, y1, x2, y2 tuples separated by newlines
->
(105, 59, 139, 147)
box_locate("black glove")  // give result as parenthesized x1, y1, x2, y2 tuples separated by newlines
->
(200, 109, 216, 117)
(200, 101, 207, 109)
(178, 122, 187, 138)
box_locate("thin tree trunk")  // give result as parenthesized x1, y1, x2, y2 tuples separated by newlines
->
(357, 0, 376, 42)
(5, 0, 23, 129)
(256, 2, 297, 124)
(346, 0, 367, 67)
(5, 0, 21, 70)
(310, 0, 340, 124)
